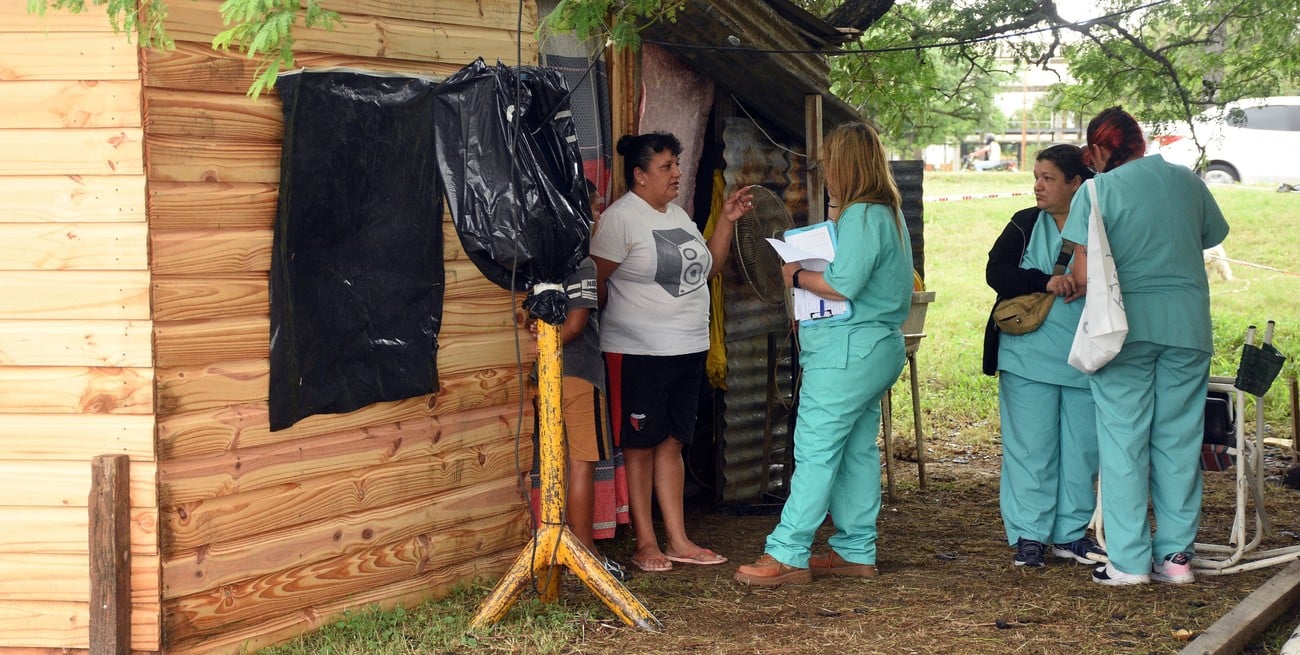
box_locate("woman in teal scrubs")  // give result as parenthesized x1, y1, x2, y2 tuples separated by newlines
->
(1062, 107, 1229, 586)
(734, 122, 915, 587)
(984, 145, 1104, 568)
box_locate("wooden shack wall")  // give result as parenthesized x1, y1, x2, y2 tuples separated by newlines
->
(0, 3, 161, 651)
(146, 1, 540, 653)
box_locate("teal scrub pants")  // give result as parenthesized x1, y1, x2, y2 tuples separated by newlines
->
(765, 332, 905, 568)
(998, 371, 1098, 546)
(1090, 341, 1209, 575)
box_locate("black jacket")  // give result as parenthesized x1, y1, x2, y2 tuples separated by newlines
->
(982, 206, 1053, 376)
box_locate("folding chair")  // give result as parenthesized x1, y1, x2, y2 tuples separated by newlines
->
(1091, 322, 1299, 574)
(1192, 322, 1298, 574)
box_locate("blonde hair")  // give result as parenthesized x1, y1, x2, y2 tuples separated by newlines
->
(825, 122, 905, 241)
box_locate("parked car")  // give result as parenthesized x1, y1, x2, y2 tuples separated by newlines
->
(1145, 96, 1300, 185)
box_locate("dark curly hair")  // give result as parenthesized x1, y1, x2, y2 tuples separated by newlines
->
(616, 132, 682, 189)
(1084, 106, 1146, 172)
(1036, 144, 1095, 183)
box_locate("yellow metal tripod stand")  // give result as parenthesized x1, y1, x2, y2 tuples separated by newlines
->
(470, 319, 660, 631)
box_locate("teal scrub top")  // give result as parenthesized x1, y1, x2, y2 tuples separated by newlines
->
(1061, 155, 1229, 353)
(998, 210, 1089, 388)
(798, 202, 914, 370)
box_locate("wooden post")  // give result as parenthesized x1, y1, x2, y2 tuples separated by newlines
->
(1290, 376, 1298, 463)
(805, 94, 825, 225)
(470, 314, 659, 632)
(89, 454, 131, 655)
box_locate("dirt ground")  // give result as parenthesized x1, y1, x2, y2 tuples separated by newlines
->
(509, 442, 1300, 655)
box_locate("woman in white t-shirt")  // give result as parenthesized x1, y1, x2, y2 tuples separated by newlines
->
(590, 132, 752, 573)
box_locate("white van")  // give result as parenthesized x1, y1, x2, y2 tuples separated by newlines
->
(1146, 96, 1300, 185)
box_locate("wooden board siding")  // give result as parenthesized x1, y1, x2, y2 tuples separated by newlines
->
(0, 175, 146, 223)
(0, 4, 157, 652)
(0, 80, 141, 129)
(137, 0, 542, 652)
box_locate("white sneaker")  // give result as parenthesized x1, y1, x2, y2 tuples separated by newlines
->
(1151, 552, 1195, 584)
(1091, 562, 1150, 586)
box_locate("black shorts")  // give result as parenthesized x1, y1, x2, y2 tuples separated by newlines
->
(604, 351, 706, 450)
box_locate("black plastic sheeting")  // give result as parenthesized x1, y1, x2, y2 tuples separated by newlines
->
(269, 71, 444, 431)
(433, 58, 592, 326)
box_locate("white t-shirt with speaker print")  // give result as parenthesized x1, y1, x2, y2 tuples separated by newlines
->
(590, 191, 712, 356)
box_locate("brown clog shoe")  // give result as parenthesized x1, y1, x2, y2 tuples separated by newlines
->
(733, 554, 811, 587)
(808, 551, 879, 578)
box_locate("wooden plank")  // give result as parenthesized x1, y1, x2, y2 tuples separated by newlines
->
(162, 423, 527, 548)
(163, 509, 527, 643)
(148, 180, 275, 230)
(153, 275, 268, 321)
(150, 227, 270, 275)
(156, 363, 526, 457)
(144, 87, 281, 142)
(0, 596, 160, 650)
(163, 475, 525, 596)
(0, 80, 141, 129)
(0, 319, 151, 367)
(163, 545, 515, 655)
(0, 459, 156, 507)
(1178, 559, 1300, 655)
(0, 222, 147, 270)
(0, 175, 146, 223)
(0, 366, 152, 414)
(319, 0, 533, 29)
(89, 454, 130, 655)
(158, 403, 522, 503)
(152, 228, 488, 278)
(153, 316, 267, 368)
(0, 33, 138, 81)
(163, 0, 536, 65)
(0, 127, 144, 176)
(145, 133, 280, 183)
(0, 271, 149, 319)
(0, 507, 157, 555)
(142, 42, 465, 95)
(444, 258, 510, 297)
(0, 1, 115, 31)
(0, 552, 159, 603)
(0, 413, 154, 460)
(153, 328, 531, 415)
(152, 288, 518, 367)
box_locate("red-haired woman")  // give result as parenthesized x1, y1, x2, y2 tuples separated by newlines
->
(1062, 107, 1230, 586)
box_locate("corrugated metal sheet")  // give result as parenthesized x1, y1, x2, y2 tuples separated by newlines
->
(713, 117, 802, 505)
(892, 160, 926, 279)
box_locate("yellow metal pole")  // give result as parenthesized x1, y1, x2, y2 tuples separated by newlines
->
(470, 314, 660, 632)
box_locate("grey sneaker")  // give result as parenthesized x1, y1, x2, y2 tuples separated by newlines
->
(1051, 536, 1108, 564)
(1014, 538, 1046, 567)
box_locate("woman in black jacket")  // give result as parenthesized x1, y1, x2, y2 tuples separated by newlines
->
(984, 144, 1103, 568)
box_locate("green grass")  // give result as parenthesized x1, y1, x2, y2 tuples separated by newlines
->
(903, 172, 1300, 446)
(260, 584, 588, 654)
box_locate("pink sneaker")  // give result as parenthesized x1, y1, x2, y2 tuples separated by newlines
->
(1151, 552, 1195, 584)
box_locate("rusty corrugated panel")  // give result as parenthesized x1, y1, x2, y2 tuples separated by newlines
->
(714, 117, 802, 505)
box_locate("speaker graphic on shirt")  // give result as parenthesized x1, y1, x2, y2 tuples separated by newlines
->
(653, 227, 709, 298)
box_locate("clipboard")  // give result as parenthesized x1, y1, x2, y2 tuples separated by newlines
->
(766, 222, 854, 324)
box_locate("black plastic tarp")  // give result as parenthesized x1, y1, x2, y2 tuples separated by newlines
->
(269, 70, 444, 431)
(433, 58, 591, 325)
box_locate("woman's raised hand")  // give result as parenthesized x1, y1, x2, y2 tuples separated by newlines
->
(723, 185, 755, 223)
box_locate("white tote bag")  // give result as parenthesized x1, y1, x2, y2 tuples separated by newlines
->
(1068, 179, 1128, 374)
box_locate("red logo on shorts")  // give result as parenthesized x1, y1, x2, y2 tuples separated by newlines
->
(630, 413, 647, 432)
